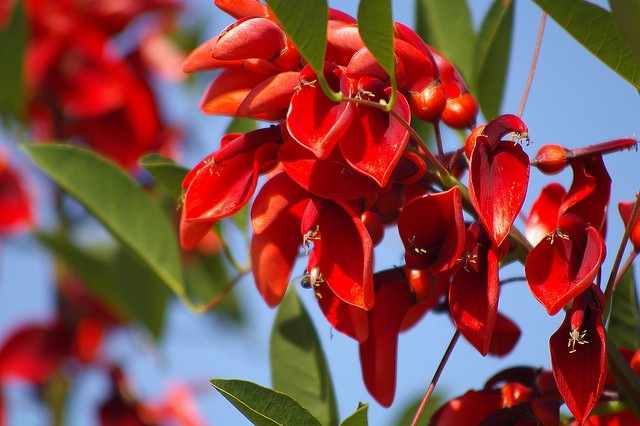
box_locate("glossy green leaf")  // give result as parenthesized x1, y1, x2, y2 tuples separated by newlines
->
(270, 288, 338, 426)
(609, 0, 640, 63)
(605, 334, 640, 417)
(266, 0, 341, 101)
(533, 0, 640, 89)
(415, 0, 476, 88)
(140, 154, 188, 200)
(226, 116, 258, 135)
(474, 0, 514, 120)
(0, 2, 27, 122)
(210, 379, 322, 426)
(608, 265, 640, 350)
(22, 144, 185, 297)
(357, 0, 397, 108)
(339, 403, 369, 426)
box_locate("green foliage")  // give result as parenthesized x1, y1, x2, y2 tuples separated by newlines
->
(210, 379, 322, 426)
(474, 0, 514, 120)
(533, 0, 640, 89)
(339, 403, 369, 426)
(605, 334, 640, 417)
(22, 144, 185, 298)
(266, 0, 340, 101)
(608, 265, 640, 350)
(0, 2, 27, 123)
(270, 288, 338, 426)
(139, 154, 189, 200)
(609, 0, 640, 63)
(357, 0, 397, 108)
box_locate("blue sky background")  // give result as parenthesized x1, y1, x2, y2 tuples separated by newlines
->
(1, 0, 639, 424)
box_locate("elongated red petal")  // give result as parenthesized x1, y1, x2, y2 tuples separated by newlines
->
(526, 214, 606, 315)
(250, 173, 310, 307)
(549, 287, 606, 424)
(340, 89, 411, 187)
(359, 280, 413, 407)
(213, 0, 269, 19)
(449, 223, 500, 356)
(314, 203, 374, 310)
(469, 139, 530, 247)
(236, 71, 299, 117)
(619, 201, 640, 251)
(525, 183, 566, 246)
(314, 276, 369, 343)
(286, 65, 354, 159)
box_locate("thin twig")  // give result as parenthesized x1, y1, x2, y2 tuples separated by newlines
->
(517, 12, 546, 118)
(411, 330, 461, 426)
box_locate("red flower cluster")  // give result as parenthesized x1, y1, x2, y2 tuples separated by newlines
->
(180, 0, 638, 420)
(22, 0, 184, 168)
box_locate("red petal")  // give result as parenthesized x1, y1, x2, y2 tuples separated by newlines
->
(250, 173, 310, 307)
(526, 214, 606, 315)
(549, 288, 606, 423)
(564, 156, 611, 235)
(525, 183, 566, 246)
(236, 71, 299, 117)
(340, 89, 411, 187)
(397, 187, 465, 272)
(469, 140, 530, 247)
(315, 203, 374, 310)
(315, 277, 369, 343)
(213, 0, 269, 19)
(449, 223, 500, 356)
(279, 132, 381, 200)
(431, 390, 503, 426)
(488, 313, 521, 357)
(619, 201, 640, 252)
(213, 18, 286, 62)
(326, 22, 364, 66)
(286, 64, 354, 159)
(179, 207, 215, 250)
(359, 280, 413, 406)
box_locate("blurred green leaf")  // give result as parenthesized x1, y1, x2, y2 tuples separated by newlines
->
(415, 0, 476, 88)
(210, 379, 322, 426)
(37, 233, 167, 337)
(339, 403, 369, 426)
(608, 265, 640, 350)
(270, 288, 338, 426)
(226, 117, 258, 135)
(140, 154, 189, 200)
(609, 0, 640, 63)
(358, 0, 397, 108)
(393, 392, 445, 426)
(22, 144, 185, 298)
(0, 2, 27, 122)
(606, 334, 640, 417)
(533, 0, 640, 89)
(474, 0, 514, 120)
(266, 0, 340, 101)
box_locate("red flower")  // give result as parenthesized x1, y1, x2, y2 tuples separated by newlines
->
(0, 154, 33, 235)
(549, 285, 607, 424)
(619, 201, 640, 252)
(468, 114, 530, 247)
(525, 183, 566, 246)
(526, 214, 605, 315)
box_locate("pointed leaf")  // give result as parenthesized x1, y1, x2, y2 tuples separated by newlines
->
(339, 403, 369, 426)
(610, 0, 640, 63)
(533, 0, 640, 89)
(265, 0, 341, 101)
(22, 144, 185, 297)
(140, 154, 188, 200)
(357, 0, 397, 108)
(270, 288, 338, 426)
(474, 0, 514, 119)
(210, 379, 322, 426)
(415, 0, 476, 87)
(608, 265, 640, 350)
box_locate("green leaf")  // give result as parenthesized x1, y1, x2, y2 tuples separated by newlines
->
(608, 265, 640, 350)
(140, 154, 189, 200)
(22, 144, 185, 297)
(533, 0, 640, 89)
(415, 0, 476, 88)
(606, 334, 640, 417)
(226, 117, 258, 135)
(339, 403, 369, 426)
(270, 288, 338, 426)
(37, 233, 168, 337)
(0, 2, 27, 122)
(210, 379, 322, 426)
(265, 0, 341, 101)
(474, 0, 514, 120)
(609, 0, 640, 63)
(357, 0, 397, 109)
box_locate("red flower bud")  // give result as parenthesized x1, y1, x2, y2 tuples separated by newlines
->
(531, 144, 571, 175)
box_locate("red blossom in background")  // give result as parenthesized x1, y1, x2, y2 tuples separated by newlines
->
(0, 153, 33, 235)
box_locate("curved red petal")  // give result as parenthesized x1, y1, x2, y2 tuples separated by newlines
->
(237, 71, 299, 117)
(488, 312, 521, 357)
(315, 280, 369, 343)
(525, 183, 566, 246)
(213, 17, 286, 62)
(213, 0, 269, 19)
(469, 140, 530, 247)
